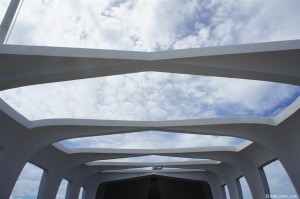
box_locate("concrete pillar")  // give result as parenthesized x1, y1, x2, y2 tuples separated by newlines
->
(236, 178, 244, 199)
(37, 170, 49, 199)
(84, 177, 100, 199)
(242, 167, 267, 198)
(274, 148, 300, 195)
(82, 188, 87, 199)
(67, 181, 82, 199)
(38, 170, 65, 199)
(65, 180, 72, 199)
(227, 179, 241, 199)
(0, 146, 33, 199)
(259, 166, 271, 197)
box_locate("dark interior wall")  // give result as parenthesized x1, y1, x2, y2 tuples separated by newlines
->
(96, 175, 213, 199)
(158, 176, 212, 199)
(97, 177, 150, 199)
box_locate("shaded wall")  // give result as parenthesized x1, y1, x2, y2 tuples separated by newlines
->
(96, 175, 213, 199)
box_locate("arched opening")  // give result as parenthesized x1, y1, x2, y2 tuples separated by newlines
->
(263, 160, 298, 196)
(56, 178, 69, 199)
(10, 162, 44, 199)
(96, 175, 213, 199)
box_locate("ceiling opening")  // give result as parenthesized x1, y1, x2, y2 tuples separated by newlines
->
(1, 72, 299, 121)
(58, 131, 247, 150)
(3, 1, 300, 50)
(88, 155, 219, 164)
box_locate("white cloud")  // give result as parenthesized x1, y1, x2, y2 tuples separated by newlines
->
(1, 73, 299, 121)
(0, 0, 10, 22)
(174, 0, 300, 49)
(264, 160, 298, 196)
(239, 176, 253, 199)
(94, 155, 201, 163)
(56, 179, 68, 199)
(61, 130, 245, 149)
(5, 0, 300, 50)
(10, 163, 43, 199)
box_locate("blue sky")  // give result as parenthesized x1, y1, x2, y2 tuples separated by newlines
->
(1, 0, 299, 198)
(91, 155, 214, 163)
(9, 163, 43, 199)
(2, 73, 300, 121)
(60, 131, 247, 149)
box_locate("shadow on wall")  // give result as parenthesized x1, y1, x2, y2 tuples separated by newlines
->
(96, 175, 213, 199)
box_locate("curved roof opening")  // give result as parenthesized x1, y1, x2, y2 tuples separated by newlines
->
(101, 167, 205, 173)
(3, 0, 299, 50)
(1, 72, 299, 121)
(88, 155, 214, 163)
(58, 131, 247, 150)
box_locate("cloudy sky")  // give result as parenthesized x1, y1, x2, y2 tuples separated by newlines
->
(1, 0, 299, 198)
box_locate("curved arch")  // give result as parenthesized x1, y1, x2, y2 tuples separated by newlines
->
(0, 97, 299, 198)
(81, 170, 227, 199)
(28, 141, 277, 199)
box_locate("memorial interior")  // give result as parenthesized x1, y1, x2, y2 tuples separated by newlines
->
(0, 1, 299, 199)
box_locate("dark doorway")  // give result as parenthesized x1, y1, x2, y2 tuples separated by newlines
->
(96, 175, 213, 199)
(148, 177, 160, 199)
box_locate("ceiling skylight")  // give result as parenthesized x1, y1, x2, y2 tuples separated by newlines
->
(88, 155, 211, 163)
(58, 131, 246, 150)
(1, 72, 299, 121)
(4, 0, 300, 50)
(102, 167, 205, 173)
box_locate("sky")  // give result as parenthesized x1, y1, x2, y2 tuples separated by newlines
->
(2, 0, 300, 50)
(61, 131, 246, 149)
(91, 155, 206, 163)
(1, 0, 299, 198)
(9, 163, 43, 199)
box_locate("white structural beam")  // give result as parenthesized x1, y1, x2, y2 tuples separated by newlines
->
(0, 40, 299, 90)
